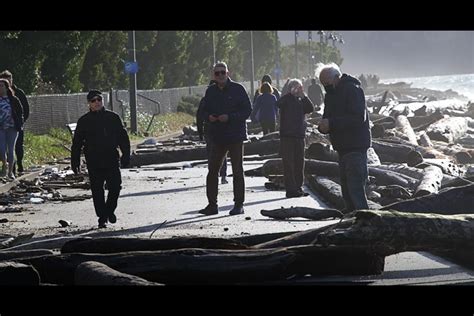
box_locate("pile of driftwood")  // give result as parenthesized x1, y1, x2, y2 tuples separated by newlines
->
(1, 185, 474, 285)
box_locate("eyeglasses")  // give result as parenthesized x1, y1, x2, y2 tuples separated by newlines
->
(214, 70, 227, 76)
(90, 97, 102, 103)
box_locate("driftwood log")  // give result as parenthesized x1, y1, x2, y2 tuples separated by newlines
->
(0, 261, 40, 285)
(22, 245, 383, 285)
(62, 236, 249, 254)
(318, 210, 474, 256)
(381, 183, 474, 214)
(260, 207, 343, 220)
(0, 249, 54, 261)
(306, 144, 380, 165)
(74, 261, 163, 286)
(426, 117, 468, 143)
(372, 140, 423, 166)
(413, 165, 443, 197)
(262, 159, 418, 189)
(306, 176, 345, 210)
(395, 115, 418, 146)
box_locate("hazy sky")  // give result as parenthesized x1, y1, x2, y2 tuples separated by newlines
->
(278, 31, 474, 79)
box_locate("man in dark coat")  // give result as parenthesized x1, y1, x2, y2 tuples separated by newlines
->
(199, 62, 252, 216)
(318, 65, 372, 212)
(71, 90, 130, 228)
(0, 70, 30, 174)
(307, 78, 324, 110)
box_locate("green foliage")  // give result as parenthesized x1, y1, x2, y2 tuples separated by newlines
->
(23, 128, 71, 168)
(177, 95, 202, 115)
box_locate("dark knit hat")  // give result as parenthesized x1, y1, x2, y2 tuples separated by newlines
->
(261, 74, 272, 84)
(87, 90, 102, 101)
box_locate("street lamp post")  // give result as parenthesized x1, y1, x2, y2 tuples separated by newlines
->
(275, 30, 280, 89)
(128, 30, 137, 134)
(317, 30, 325, 63)
(308, 31, 312, 77)
(212, 31, 216, 65)
(295, 31, 299, 78)
(250, 30, 255, 98)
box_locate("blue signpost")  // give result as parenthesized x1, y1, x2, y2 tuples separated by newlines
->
(124, 61, 138, 74)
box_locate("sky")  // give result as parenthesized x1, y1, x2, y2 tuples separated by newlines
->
(278, 31, 474, 79)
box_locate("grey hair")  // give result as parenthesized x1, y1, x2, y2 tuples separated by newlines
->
(315, 63, 342, 81)
(213, 61, 228, 70)
(287, 78, 303, 91)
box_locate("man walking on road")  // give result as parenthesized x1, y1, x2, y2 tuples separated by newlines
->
(71, 90, 130, 228)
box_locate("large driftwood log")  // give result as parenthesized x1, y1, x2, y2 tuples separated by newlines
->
(318, 210, 474, 256)
(131, 139, 280, 167)
(260, 207, 343, 220)
(395, 115, 418, 146)
(0, 261, 40, 285)
(426, 117, 469, 143)
(262, 159, 419, 189)
(381, 183, 474, 214)
(413, 165, 443, 197)
(372, 140, 423, 165)
(0, 249, 54, 261)
(62, 236, 249, 254)
(306, 144, 380, 165)
(418, 131, 434, 147)
(252, 225, 336, 249)
(74, 261, 163, 286)
(22, 248, 296, 285)
(408, 111, 444, 131)
(306, 175, 345, 210)
(232, 231, 299, 246)
(22, 245, 383, 285)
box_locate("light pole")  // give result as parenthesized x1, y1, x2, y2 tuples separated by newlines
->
(275, 30, 280, 89)
(317, 30, 325, 63)
(128, 30, 137, 134)
(294, 31, 299, 78)
(250, 30, 255, 98)
(212, 31, 216, 65)
(308, 31, 312, 77)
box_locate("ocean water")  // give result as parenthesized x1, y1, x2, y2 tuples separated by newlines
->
(381, 73, 474, 102)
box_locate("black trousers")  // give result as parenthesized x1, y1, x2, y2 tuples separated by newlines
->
(206, 142, 244, 206)
(15, 130, 24, 169)
(280, 137, 305, 193)
(88, 167, 122, 219)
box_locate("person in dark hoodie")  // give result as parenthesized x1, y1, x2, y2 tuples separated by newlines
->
(0, 70, 30, 175)
(277, 78, 314, 198)
(317, 64, 371, 213)
(71, 90, 131, 228)
(196, 79, 228, 184)
(198, 61, 252, 216)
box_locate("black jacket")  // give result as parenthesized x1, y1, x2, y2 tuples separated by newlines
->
(277, 94, 314, 138)
(201, 78, 252, 145)
(323, 74, 371, 153)
(12, 85, 29, 122)
(307, 83, 323, 107)
(71, 108, 130, 170)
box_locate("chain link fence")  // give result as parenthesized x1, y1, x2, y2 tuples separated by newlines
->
(24, 81, 258, 134)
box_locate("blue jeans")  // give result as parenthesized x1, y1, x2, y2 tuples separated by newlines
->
(338, 151, 369, 212)
(0, 128, 19, 165)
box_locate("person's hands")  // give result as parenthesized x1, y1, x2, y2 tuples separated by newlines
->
(318, 118, 330, 134)
(209, 115, 218, 122)
(120, 155, 130, 168)
(217, 114, 229, 122)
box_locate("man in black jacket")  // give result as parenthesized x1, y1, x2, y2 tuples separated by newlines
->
(71, 90, 130, 228)
(307, 78, 323, 110)
(199, 61, 252, 216)
(0, 70, 30, 174)
(318, 64, 371, 212)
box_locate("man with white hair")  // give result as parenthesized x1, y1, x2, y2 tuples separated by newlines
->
(317, 63, 371, 213)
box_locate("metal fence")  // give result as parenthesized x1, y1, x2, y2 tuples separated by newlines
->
(24, 81, 259, 134)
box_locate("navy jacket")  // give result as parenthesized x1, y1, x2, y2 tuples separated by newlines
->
(201, 78, 252, 145)
(323, 74, 372, 153)
(12, 85, 29, 122)
(277, 94, 314, 138)
(251, 93, 278, 123)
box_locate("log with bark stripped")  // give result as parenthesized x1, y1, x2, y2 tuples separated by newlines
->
(395, 115, 418, 146)
(0, 261, 40, 285)
(260, 207, 343, 221)
(413, 165, 443, 197)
